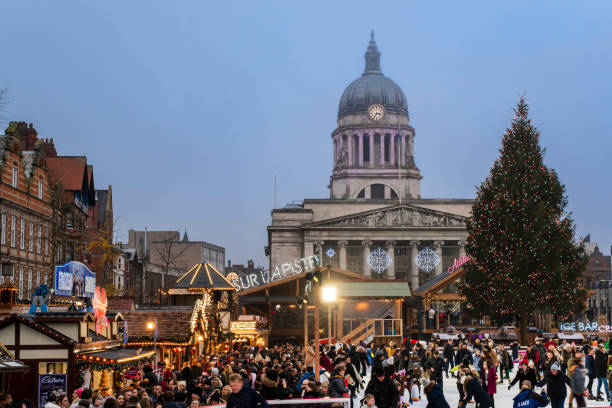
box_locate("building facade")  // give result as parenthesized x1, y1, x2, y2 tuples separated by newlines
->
(0, 122, 54, 300)
(266, 34, 473, 292)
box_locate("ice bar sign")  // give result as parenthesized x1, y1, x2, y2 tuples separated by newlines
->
(560, 321, 612, 333)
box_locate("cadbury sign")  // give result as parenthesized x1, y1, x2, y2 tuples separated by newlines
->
(231, 255, 320, 291)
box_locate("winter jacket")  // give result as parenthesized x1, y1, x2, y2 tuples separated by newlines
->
(510, 368, 538, 389)
(365, 375, 398, 408)
(260, 377, 288, 400)
(539, 370, 571, 400)
(45, 403, 61, 408)
(226, 385, 269, 408)
(501, 349, 512, 368)
(424, 383, 450, 408)
(463, 377, 492, 408)
(570, 364, 587, 395)
(456, 348, 473, 366)
(328, 373, 349, 398)
(443, 343, 455, 361)
(585, 354, 595, 375)
(424, 356, 445, 383)
(512, 390, 548, 408)
(595, 349, 608, 378)
(482, 366, 497, 394)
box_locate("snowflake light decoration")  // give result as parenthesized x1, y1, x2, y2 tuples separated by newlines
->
(415, 247, 440, 273)
(325, 247, 336, 258)
(367, 248, 392, 274)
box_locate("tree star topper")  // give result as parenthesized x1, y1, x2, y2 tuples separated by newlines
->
(367, 247, 392, 274)
(415, 247, 440, 273)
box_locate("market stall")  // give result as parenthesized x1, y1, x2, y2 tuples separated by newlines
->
(230, 315, 269, 347)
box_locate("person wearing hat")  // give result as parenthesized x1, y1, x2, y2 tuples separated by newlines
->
(421, 377, 450, 408)
(364, 365, 398, 408)
(539, 363, 571, 408)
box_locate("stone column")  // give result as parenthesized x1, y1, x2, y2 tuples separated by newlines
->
(333, 139, 337, 167)
(362, 240, 372, 277)
(385, 241, 396, 279)
(410, 241, 420, 291)
(304, 241, 314, 259)
(458, 240, 466, 258)
(434, 241, 444, 276)
(380, 134, 385, 166)
(314, 241, 323, 266)
(347, 135, 353, 166)
(390, 133, 396, 166)
(368, 134, 374, 168)
(401, 133, 407, 167)
(359, 133, 363, 167)
(338, 240, 348, 270)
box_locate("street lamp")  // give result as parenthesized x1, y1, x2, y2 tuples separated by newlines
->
(321, 286, 337, 346)
(147, 320, 157, 369)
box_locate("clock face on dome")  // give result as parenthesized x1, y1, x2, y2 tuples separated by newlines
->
(368, 104, 384, 121)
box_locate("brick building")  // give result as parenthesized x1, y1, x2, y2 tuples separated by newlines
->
(0, 122, 53, 300)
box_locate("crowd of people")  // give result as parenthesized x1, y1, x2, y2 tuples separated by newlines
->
(4, 336, 612, 408)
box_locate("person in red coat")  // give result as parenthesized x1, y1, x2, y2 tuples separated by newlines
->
(481, 359, 498, 407)
(320, 352, 334, 373)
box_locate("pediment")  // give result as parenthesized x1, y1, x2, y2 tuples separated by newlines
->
(308, 204, 467, 228)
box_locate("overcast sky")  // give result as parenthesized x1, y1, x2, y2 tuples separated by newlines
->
(2, 1, 611, 266)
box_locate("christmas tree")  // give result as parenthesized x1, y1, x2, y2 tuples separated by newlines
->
(459, 97, 587, 344)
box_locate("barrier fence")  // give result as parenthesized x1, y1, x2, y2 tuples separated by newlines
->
(203, 397, 351, 408)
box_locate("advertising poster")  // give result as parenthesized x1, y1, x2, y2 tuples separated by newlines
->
(39, 374, 67, 408)
(55, 261, 96, 297)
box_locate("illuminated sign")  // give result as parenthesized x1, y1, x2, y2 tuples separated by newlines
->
(230, 321, 259, 335)
(55, 261, 96, 298)
(560, 321, 612, 333)
(231, 255, 320, 291)
(447, 255, 471, 274)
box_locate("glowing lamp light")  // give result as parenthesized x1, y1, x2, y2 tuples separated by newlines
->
(146, 322, 155, 330)
(321, 286, 337, 303)
(197, 335, 204, 342)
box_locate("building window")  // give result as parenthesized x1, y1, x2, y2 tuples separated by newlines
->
(11, 166, 18, 189)
(44, 228, 49, 256)
(27, 268, 32, 297)
(37, 225, 41, 254)
(29, 222, 34, 252)
(38, 179, 44, 200)
(371, 184, 385, 199)
(20, 219, 25, 250)
(11, 216, 16, 247)
(35, 270, 40, 287)
(1, 214, 5, 245)
(18, 267, 23, 299)
(66, 213, 73, 229)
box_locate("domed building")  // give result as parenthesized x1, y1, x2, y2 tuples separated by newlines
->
(262, 34, 474, 339)
(331, 31, 421, 200)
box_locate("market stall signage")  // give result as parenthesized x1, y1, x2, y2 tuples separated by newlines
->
(39, 374, 67, 408)
(231, 255, 320, 291)
(55, 261, 96, 297)
(560, 321, 612, 333)
(447, 255, 471, 273)
(230, 321, 259, 335)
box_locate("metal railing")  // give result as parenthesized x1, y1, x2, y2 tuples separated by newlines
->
(203, 397, 351, 408)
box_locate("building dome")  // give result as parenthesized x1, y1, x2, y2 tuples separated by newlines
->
(338, 32, 408, 120)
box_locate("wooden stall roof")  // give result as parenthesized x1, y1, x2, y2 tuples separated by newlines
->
(413, 266, 467, 296)
(334, 281, 411, 298)
(120, 308, 192, 341)
(170, 263, 235, 292)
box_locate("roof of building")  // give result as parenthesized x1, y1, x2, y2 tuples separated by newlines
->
(338, 32, 408, 119)
(172, 263, 235, 291)
(108, 297, 135, 311)
(0, 314, 76, 347)
(119, 309, 193, 341)
(0, 343, 29, 373)
(46, 156, 87, 191)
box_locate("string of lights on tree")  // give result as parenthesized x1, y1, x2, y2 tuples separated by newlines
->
(458, 97, 587, 340)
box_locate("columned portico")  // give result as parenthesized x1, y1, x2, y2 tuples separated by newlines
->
(385, 240, 396, 279)
(410, 240, 420, 290)
(338, 240, 348, 270)
(434, 241, 444, 276)
(362, 240, 372, 277)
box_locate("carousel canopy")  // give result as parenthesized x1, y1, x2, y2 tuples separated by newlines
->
(170, 263, 235, 292)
